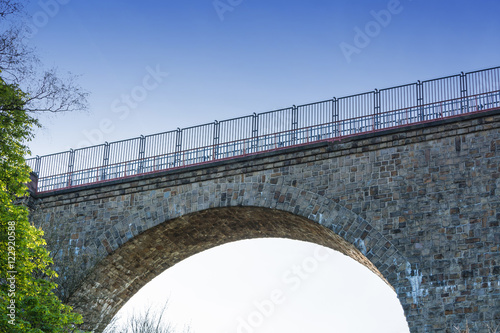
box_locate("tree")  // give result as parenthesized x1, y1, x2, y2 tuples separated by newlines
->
(0, 0, 88, 114)
(0, 77, 84, 332)
(103, 302, 193, 333)
(0, 1, 91, 329)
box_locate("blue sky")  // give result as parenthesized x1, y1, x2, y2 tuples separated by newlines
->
(27, 0, 500, 155)
(21, 0, 500, 332)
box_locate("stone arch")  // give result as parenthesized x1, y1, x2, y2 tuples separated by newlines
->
(70, 184, 417, 332)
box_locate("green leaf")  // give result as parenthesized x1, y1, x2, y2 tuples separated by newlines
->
(0, 76, 85, 332)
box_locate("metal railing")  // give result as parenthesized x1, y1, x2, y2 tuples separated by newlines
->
(26, 66, 500, 193)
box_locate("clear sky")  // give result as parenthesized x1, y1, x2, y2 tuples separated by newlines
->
(21, 0, 500, 332)
(111, 239, 409, 333)
(26, 0, 500, 156)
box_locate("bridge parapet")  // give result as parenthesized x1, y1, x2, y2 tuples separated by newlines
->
(27, 67, 500, 194)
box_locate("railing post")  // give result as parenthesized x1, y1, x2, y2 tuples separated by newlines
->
(292, 105, 298, 145)
(67, 149, 75, 187)
(373, 89, 380, 130)
(460, 71, 468, 113)
(417, 80, 424, 121)
(251, 112, 258, 152)
(332, 97, 338, 137)
(31, 155, 41, 193)
(174, 128, 182, 167)
(34, 155, 41, 176)
(213, 120, 219, 160)
(138, 135, 146, 174)
(101, 142, 110, 180)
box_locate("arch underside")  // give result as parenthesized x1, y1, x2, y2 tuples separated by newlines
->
(70, 206, 395, 332)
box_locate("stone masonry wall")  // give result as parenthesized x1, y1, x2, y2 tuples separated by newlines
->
(31, 109, 500, 332)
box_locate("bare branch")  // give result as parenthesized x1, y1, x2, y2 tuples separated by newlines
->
(0, 0, 23, 18)
(0, 0, 89, 113)
(24, 68, 89, 113)
(103, 301, 193, 333)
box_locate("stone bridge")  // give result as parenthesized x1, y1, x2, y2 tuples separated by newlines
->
(30, 109, 500, 332)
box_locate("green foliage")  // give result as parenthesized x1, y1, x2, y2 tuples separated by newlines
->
(0, 76, 83, 332)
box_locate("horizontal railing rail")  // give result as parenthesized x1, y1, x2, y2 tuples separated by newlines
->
(26, 66, 500, 193)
